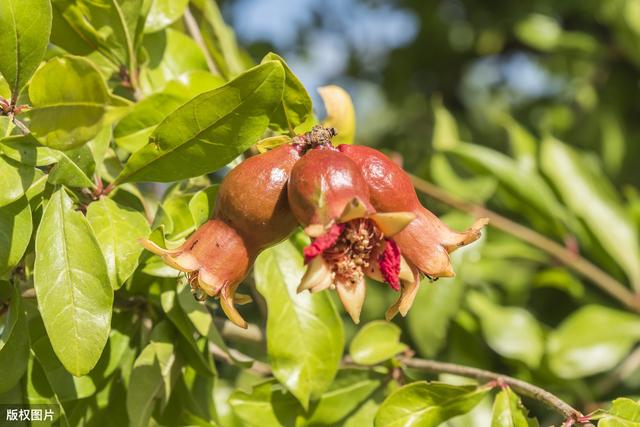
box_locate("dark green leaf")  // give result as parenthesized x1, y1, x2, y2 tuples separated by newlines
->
(87, 197, 150, 288)
(117, 61, 285, 183)
(254, 239, 344, 409)
(28, 56, 116, 150)
(0, 285, 29, 393)
(350, 320, 408, 365)
(262, 52, 313, 133)
(374, 381, 490, 427)
(0, 0, 52, 98)
(34, 188, 113, 376)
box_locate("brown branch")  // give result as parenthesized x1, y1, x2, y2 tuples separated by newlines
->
(183, 7, 220, 76)
(409, 174, 640, 313)
(398, 356, 592, 425)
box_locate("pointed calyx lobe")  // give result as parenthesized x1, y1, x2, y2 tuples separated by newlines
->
(140, 144, 301, 328)
(338, 144, 488, 317)
(288, 148, 415, 323)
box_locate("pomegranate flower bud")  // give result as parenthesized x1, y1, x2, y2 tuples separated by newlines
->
(288, 148, 415, 323)
(338, 144, 488, 318)
(140, 143, 301, 329)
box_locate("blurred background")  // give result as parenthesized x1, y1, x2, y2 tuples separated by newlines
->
(215, 0, 640, 424)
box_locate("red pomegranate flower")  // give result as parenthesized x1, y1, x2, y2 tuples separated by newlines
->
(288, 147, 416, 323)
(140, 143, 301, 328)
(339, 144, 488, 318)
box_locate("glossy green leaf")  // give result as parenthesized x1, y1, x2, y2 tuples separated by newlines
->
(27, 311, 97, 401)
(87, 197, 150, 288)
(0, 197, 32, 276)
(34, 188, 113, 376)
(491, 387, 536, 427)
(350, 321, 408, 365)
(467, 293, 544, 368)
(0, 134, 60, 166)
(117, 61, 285, 183)
(597, 398, 640, 427)
(47, 144, 96, 188)
(262, 52, 312, 133)
(0, 285, 29, 393)
(547, 305, 640, 378)
(0, 155, 41, 206)
(541, 136, 640, 289)
(254, 239, 344, 409)
(28, 56, 114, 150)
(319, 85, 355, 145)
(0, 0, 52, 98)
(374, 381, 490, 427)
(163, 70, 226, 99)
(139, 28, 209, 95)
(114, 92, 185, 152)
(407, 278, 465, 358)
(188, 185, 219, 227)
(51, 0, 143, 68)
(229, 380, 301, 427)
(145, 0, 189, 33)
(127, 321, 178, 427)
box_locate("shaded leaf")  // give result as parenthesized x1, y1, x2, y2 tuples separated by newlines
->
(0, 155, 41, 206)
(34, 188, 113, 376)
(254, 239, 344, 409)
(547, 305, 640, 378)
(87, 197, 150, 288)
(0, 197, 32, 276)
(0, 285, 29, 393)
(0, 134, 60, 167)
(189, 185, 219, 227)
(374, 381, 489, 427)
(0, 0, 52, 98)
(350, 320, 408, 365)
(117, 61, 285, 183)
(47, 144, 96, 188)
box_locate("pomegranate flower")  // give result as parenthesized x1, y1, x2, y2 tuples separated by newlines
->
(288, 148, 416, 323)
(140, 143, 301, 328)
(339, 144, 488, 319)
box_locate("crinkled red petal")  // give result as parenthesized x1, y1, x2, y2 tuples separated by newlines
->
(303, 223, 345, 263)
(378, 239, 401, 291)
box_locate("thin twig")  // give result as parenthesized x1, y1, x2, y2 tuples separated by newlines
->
(409, 174, 640, 312)
(398, 356, 590, 425)
(183, 7, 220, 76)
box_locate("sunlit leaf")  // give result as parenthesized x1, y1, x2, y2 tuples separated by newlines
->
(319, 85, 355, 145)
(144, 0, 189, 33)
(491, 387, 537, 427)
(254, 239, 344, 409)
(0, 197, 32, 276)
(350, 321, 408, 365)
(34, 188, 113, 376)
(597, 398, 640, 427)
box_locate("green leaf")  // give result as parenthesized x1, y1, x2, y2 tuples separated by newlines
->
(431, 97, 460, 150)
(515, 14, 562, 51)
(407, 278, 465, 358)
(319, 85, 355, 145)
(0, 285, 29, 393)
(127, 321, 178, 427)
(51, 0, 143, 69)
(229, 380, 301, 427)
(541, 136, 640, 288)
(27, 311, 97, 401)
(139, 28, 210, 95)
(0, 134, 60, 166)
(0, 0, 52, 98)
(547, 305, 640, 378)
(262, 52, 313, 133)
(0, 197, 32, 276)
(47, 144, 96, 188)
(0, 155, 42, 206)
(467, 293, 544, 368)
(117, 61, 285, 183)
(34, 188, 113, 376)
(254, 239, 344, 409)
(114, 92, 185, 152)
(374, 381, 490, 427)
(491, 387, 535, 427)
(28, 56, 115, 150)
(350, 321, 408, 365)
(145, 0, 189, 33)
(86, 197, 150, 288)
(189, 185, 219, 227)
(598, 398, 640, 427)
